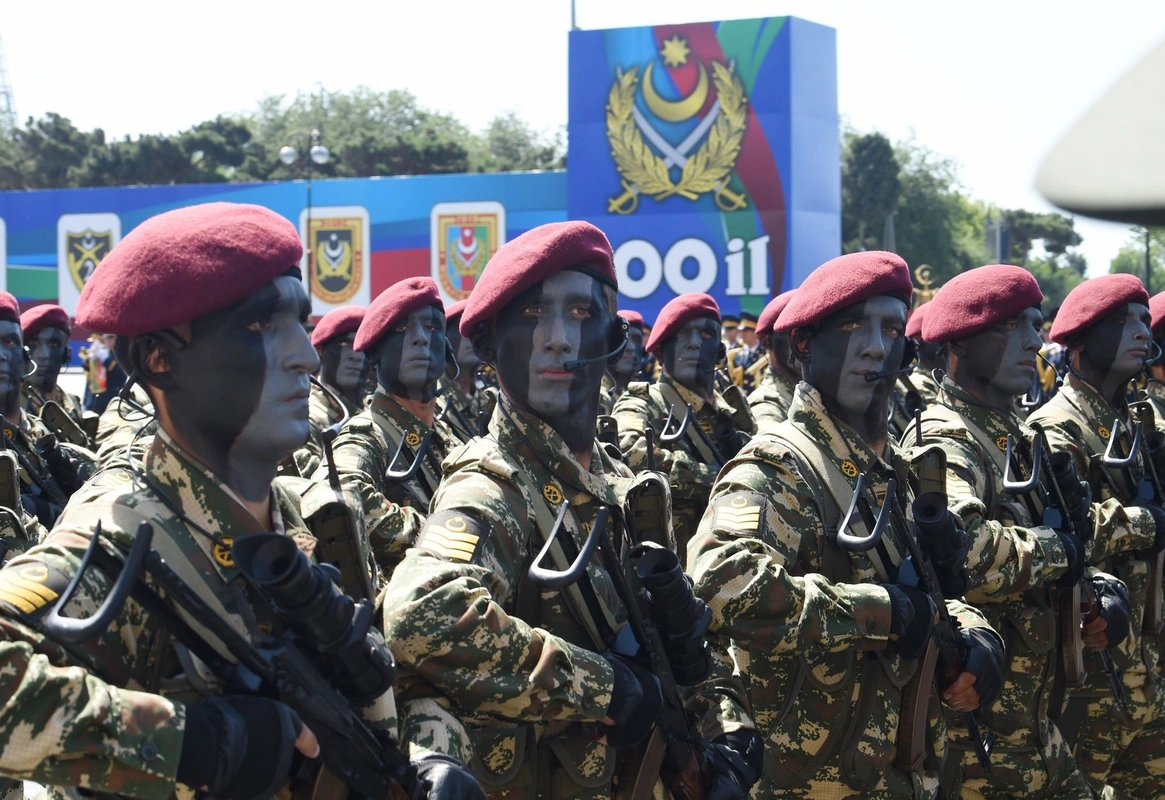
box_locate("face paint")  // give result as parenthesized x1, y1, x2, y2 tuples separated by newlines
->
(163, 275, 318, 500)
(918, 341, 942, 371)
(320, 332, 365, 394)
(952, 307, 1042, 407)
(661, 317, 720, 395)
(375, 305, 446, 402)
(446, 323, 480, 383)
(1080, 302, 1151, 385)
(612, 325, 644, 383)
(0, 321, 23, 414)
(802, 295, 907, 425)
(492, 270, 613, 452)
(29, 327, 69, 391)
(767, 331, 793, 378)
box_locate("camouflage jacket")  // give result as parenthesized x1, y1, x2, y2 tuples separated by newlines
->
(687, 383, 994, 798)
(900, 379, 1079, 754)
(613, 373, 756, 559)
(747, 367, 797, 430)
(438, 380, 495, 444)
(318, 389, 457, 577)
(94, 383, 156, 469)
(1026, 374, 1161, 703)
(2, 411, 72, 526)
(25, 385, 86, 431)
(292, 380, 362, 477)
(382, 394, 750, 797)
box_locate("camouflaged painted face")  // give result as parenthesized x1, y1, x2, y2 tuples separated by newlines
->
(446, 320, 480, 383)
(29, 326, 69, 391)
(164, 275, 318, 500)
(661, 316, 721, 395)
(376, 305, 447, 402)
(492, 270, 614, 452)
(801, 294, 907, 424)
(612, 325, 644, 383)
(1078, 301, 1152, 385)
(320, 331, 365, 394)
(0, 321, 22, 406)
(951, 306, 1043, 406)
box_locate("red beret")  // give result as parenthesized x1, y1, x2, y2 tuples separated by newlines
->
(21, 304, 69, 338)
(1151, 292, 1165, 338)
(905, 302, 928, 339)
(0, 293, 19, 325)
(355, 277, 442, 352)
(460, 221, 615, 336)
(311, 305, 365, 348)
(445, 299, 468, 325)
(1051, 273, 1149, 344)
(777, 251, 912, 332)
(619, 310, 644, 330)
(75, 203, 302, 336)
(646, 293, 720, 354)
(757, 290, 796, 336)
(923, 266, 1044, 344)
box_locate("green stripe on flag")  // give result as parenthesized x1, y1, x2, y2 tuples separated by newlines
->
(7, 268, 57, 299)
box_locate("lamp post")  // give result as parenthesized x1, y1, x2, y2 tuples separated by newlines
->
(279, 129, 330, 294)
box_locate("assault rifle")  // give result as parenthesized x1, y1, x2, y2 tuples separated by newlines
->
(42, 522, 417, 800)
(1130, 402, 1165, 637)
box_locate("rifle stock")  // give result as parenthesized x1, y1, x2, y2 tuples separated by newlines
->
(895, 636, 940, 773)
(1059, 583, 1087, 687)
(1133, 403, 1165, 635)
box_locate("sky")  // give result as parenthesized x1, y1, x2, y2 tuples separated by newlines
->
(3, 0, 1163, 276)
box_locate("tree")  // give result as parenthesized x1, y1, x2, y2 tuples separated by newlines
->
(1110, 227, 1165, 293)
(471, 112, 565, 172)
(1025, 255, 1086, 310)
(998, 208, 1081, 265)
(841, 132, 900, 252)
(0, 113, 104, 189)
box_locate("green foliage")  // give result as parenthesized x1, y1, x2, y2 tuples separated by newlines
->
(1023, 256, 1086, 310)
(841, 132, 900, 252)
(999, 208, 1081, 263)
(0, 88, 564, 189)
(1110, 227, 1165, 293)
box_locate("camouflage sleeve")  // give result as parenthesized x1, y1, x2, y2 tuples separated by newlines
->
(0, 550, 184, 798)
(687, 455, 894, 656)
(1088, 499, 1157, 562)
(945, 596, 995, 635)
(934, 434, 1069, 601)
(683, 636, 754, 741)
(324, 426, 422, 575)
(381, 468, 615, 724)
(398, 696, 474, 764)
(611, 391, 719, 496)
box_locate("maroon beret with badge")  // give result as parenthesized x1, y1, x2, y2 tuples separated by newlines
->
(355, 277, 443, 352)
(776, 251, 913, 333)
(905, 302, 928, 340)
(1151, 292, 1165, 338)
(619, 310, 645, 330)
(0, 293, 19, 325)
(460, 221, 615, 336)
(757, 290, 796, 337)
(1050, 273, 1149, 345)
(445, 299, 469, 326)
(923, 266, 1044, 344)
(646, 293, 721, 354)
(21, 304, 70, 338)
(75, 202, 303, 337)
(311, 305, 365, 348)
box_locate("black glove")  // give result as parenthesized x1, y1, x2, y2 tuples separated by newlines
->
(35, 434, 85, 494)
(885, 585, 935, 660)
(602, 653, 662, 749)
(1048, 452, 1092, 542)
(1135, 502, 1165, 554)
(712, 415, 745, 462)
(960, 628, 1005, 711)
(412, 753, 486, 800)
(176, 695, 303, 800)
(917, 514, 971, 598)
(703, 729, 764, 800)
(1055, 531, 1086, 589)
(1091, 574, 1132, 650)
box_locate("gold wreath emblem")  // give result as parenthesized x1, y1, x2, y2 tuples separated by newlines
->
(212, 536, 236, 569)
(996, 436, 1009, 452)
(405, 432, 422, 447)
(1097, 425, 1110, 441)
(840, 460, 860, 478)
(606, 61, 748, 214)
(542, 483, 564, 505)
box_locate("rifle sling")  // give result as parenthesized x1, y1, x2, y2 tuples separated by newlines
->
(656, 382, 722, 468)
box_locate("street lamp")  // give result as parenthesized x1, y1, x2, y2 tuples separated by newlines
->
(279, 129, 330, 290)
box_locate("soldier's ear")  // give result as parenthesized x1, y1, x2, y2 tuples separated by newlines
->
(946, 340, 968, 359)
(127, 333, 181, 391)
(792, 329, 811, 363)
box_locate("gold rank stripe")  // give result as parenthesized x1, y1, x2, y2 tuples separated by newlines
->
(0, 571, 58, 614)
(716, 506, 761, 530)
(421, 526, 481, 562)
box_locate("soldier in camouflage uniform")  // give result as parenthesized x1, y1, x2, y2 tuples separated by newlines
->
(688, 251, 1005, 799)
(613, 294, 756, 562)
(0, 203, 483, 800)
(314, 277, 459, 576)
(748, 290, 797, 430)
(1026, 274, 1165, 797)
(20, 304, 91, 438)
(901, 266, 1151, 798)
(439, 299, 497, 443)
(292, 304, 366, 475)
(904, 302, 942, 409)
(598, 310, 645, 416)
(383, 221, 763, 800)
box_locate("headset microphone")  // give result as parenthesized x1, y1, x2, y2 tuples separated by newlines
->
(864, 366, 914, 383)
(563, 338, 627, 372)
